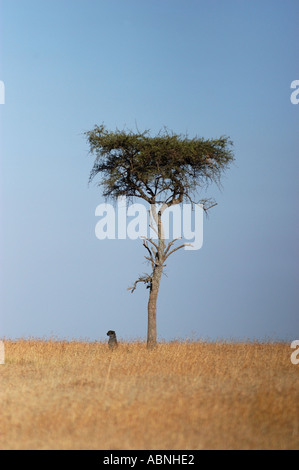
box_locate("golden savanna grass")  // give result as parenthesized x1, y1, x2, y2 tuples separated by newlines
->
(0, 340, 298, 450)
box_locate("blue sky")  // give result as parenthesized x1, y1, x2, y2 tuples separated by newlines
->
(0, 0, 298, 342)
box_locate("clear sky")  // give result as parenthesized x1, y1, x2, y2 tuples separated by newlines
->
(0, 0, 298, 342)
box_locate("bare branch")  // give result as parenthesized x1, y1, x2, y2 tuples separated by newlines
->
(143, 241, 153, 258)
(140, 236, 159, 252)
(128, 274, 152, 293)
(144, 255, 154, 267)
(163, 237, 182, 258)
(203, 201, 217, 215)
(164, 243, 193, 261)
(143, 242, 155, 270)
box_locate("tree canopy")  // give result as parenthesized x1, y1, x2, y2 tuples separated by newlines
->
(86, 125, 234, 211)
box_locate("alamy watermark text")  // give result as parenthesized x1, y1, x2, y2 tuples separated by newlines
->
(290, 80, 299, 105)
(290, 340, 299, 365)
(95, 197, 203, 250)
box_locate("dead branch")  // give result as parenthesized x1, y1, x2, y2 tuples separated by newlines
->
(143, 241, 155, 269)
(140, 236, 159, 252)
(128, 274, 152, 293)
(163, 237, 182, 258)
(163, 243, 193, 261)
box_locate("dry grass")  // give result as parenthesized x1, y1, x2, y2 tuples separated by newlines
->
(0, 339, 298, 450)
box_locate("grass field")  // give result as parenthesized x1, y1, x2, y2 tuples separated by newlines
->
(0, 339, 298, 450)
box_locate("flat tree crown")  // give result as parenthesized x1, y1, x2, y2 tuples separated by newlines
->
(86, 125, 234, 208)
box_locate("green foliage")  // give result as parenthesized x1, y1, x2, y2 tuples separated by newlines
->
(85, 124, 234, 206)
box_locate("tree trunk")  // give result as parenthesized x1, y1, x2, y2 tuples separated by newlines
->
(146, 206, 165, 349)
(147, 265, 163, 349)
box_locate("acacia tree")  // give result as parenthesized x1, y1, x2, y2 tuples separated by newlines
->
(86, 125, 234, 348)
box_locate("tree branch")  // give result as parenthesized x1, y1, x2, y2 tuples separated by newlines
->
(140, 236, 159, 252)
(128, 274, 152, 293)
(163, 237, 182, 258)
(143, 242, 155, 270)
(164, 243, 193, 261)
